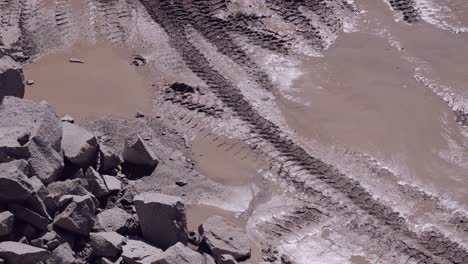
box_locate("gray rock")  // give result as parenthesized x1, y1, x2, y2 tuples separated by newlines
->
(122, 135, 159, 167)
(204, 253, 216, 264)
(69, 58, 83, 63)
(46, 243, 76, 264)
(121, 239, 163, 264)
(153, 242, 207, 264)
(0, 97, 63, 184)
(199, 216, 251, 261)
(0, 56, 24, 101)
(53, 194, 97, 236)
(102, 175, 121, 193)
(0, 160, 34, 202)
(0, 241, 49, 264)
(99, 144, 121, 172)
(26, 80, 34, 85)
(25, 177, 52, 219)
(100, 258, 113, 264)
(8, 204, 51, 231)
(60, 115, 74, 123)
(0, 258, 4, 264)
(81, 167, 109, 198)
(46, 178, 92, 214)
(93, 207, 132, 233)
(134, 192, 188, 249)
(90, 232, 125, 257)
(0, 211, 14, 237)
(218, 254, 239, 264)
(62, 122, 98, 167)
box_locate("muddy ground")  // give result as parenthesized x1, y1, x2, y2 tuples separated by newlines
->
(2, 0, 468, 263)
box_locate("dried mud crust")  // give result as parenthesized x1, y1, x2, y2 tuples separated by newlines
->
(137, 1, 468, 263)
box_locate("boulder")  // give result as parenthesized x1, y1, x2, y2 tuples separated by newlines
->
(122, 135, 159, 167)
(0, 241, 49, 264)
(46, 178, 93, 214)
(53, 194, 97, 236)
(121, 239, 163, 264)
(61, 122, 98, 167)
(0, 160, 34, 202)
(99, 144, 121, 172)
(90, 232, 125, 257)
(134, 192, 188, 249)
(0, 97, 63, 184)
(0, 56, 24, 101)
(93, 207, 131, 233)
(25, 177, 52, 219)
(8, 204, 51, 231)
(102, 175, 121, 193)
(83, 167, 109, 198)
(46, 243, 76, 264)
(218, 254, 239, 264)
(153, 242, 207, 264)
(199, 216, 251, 261)
(0, 211, 14, 237)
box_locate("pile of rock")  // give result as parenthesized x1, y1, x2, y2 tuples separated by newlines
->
(0, 78, 252, 262)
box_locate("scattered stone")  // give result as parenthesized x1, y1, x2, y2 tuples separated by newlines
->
(46, 243, 76, 264)
(169, 82, 195, 93)
(90, 232, 125, 257)
(0, 97, 64, 184)
(122, 135, 159, 167)
(69, 58, 83, 63)
(26, 80, 34, 85)
(99, 144, 121, 172)
(0, 160, 34, 202)
(0, 56, 25, 100)
(121, 239, 163, 264)
(153, 242, 207, 264)
(0, 211, 14, 237)
(82, 167, 109, 198)
(102, 175, 121, 193)
(8, 204, 50, 231)
(62, 122, 98, 168)
(53, 194, 97, 236)
(93, 207, 132, 233)
(135, 111, 145, 118)
(61, 115, 75, 123)
(199, 216, 251, 261)
(218, 254, 239, 264)
(175, 180, 188, 187)
(0, 241, 49, 264)
(134, 192, 188, 249)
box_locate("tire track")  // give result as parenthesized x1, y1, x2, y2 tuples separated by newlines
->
(386, 0, 421, 23)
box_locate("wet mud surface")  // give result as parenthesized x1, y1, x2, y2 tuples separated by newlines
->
(2, 0, 468, 263)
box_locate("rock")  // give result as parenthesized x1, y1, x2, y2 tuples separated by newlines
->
(26, 177, 52, 219)
(218, 254, 239, 264)
(62, 122, 98, 167)
(46, 179, 92, 214)
(46, 240, 61, 251)
(45, 243, 76, 264)
(0, 97, 63, 184)
(134, 192, 188, 249)
(69, 58, 83, 63)
(26, 80, 34, 85)
(8, 204, 50, 231)
(0, 258, 4, 264)
(60, 115, 74, 123)
(93, 208, 132, 233)
(102, 175, 121, 193)
(90, 232, 125, 257)
(53, 194, 97, 236)
(175, 180, 187, 187)
(0, 211, 14, 237)
(199, 216, 251, 261)
(98, 144, 121, 172)
(135, 111, 145, 118)
(153, 242, 207, 264)
(169, 82, 195, 93)
(122, 135, 159, 167)
(81, 167, 109, 198)
(0, 56, 24, 101)
(0, 160, 34, 202)
(100, 258, 114, 264)
(0, 241, 49, 264)
(121, 239, 163, 264)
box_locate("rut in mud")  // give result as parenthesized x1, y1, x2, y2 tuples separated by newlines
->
(2, 0, 468, 263)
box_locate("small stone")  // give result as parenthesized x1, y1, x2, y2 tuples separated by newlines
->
(122, 135, 159, 167)
(62, 122, 99, 168)
(93, 208, 132, 233)
(135, 111, 145, 118)
(98, 144, 121, 172)
(0, 241, 49, 264)
(69, 58, 83, 63)
(102, 175, 121, 192)
(26, 80, 34, 85)
(175, 180, 187, 187)
(0, 211, 14, 236)
(46, 239, 61, 251)
(90, 232, 125, 257)
(61, 115, 75, 123)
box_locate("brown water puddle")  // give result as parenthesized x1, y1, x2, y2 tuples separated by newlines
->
(278, 29, 468, 205)
(187, 204, 262, 264)
(24, 41, 151, 121)
(191, 131, 268, 186)
(350, 255, 371, 264)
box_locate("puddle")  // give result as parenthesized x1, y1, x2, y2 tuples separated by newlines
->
(191, 132, 268, 186)
(350, 255, 371, 264)
(187, 204, 262, 264)
(24, 41, 152, 121)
